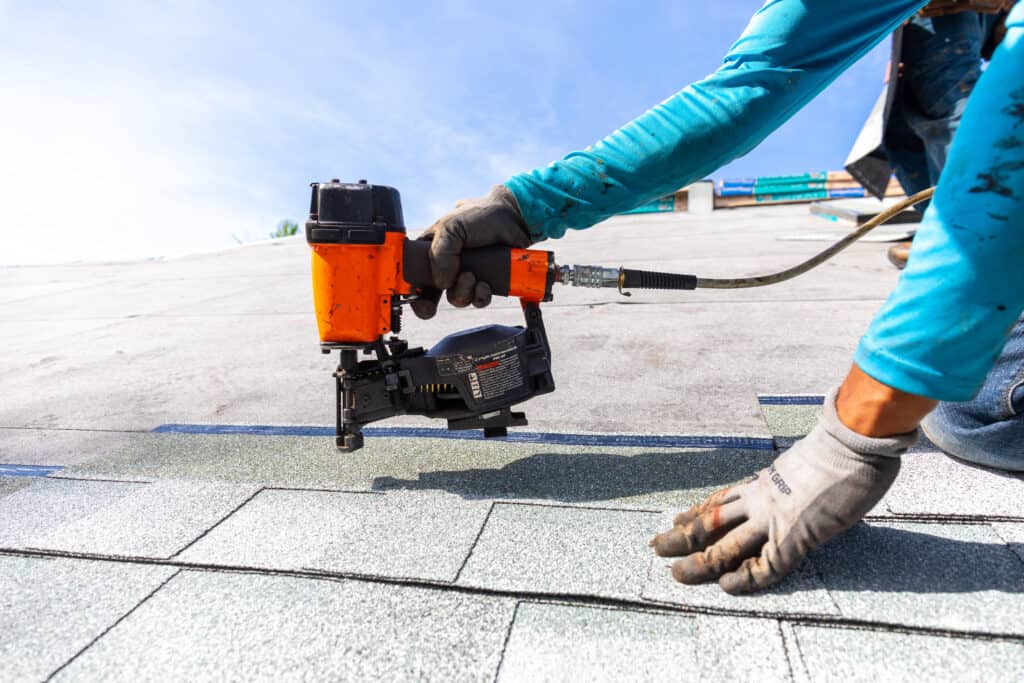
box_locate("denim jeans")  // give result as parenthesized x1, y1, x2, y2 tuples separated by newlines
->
(883, 12, 1004, 205)
(922, 314, 1024, 470)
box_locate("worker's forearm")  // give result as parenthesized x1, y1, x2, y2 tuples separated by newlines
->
(506, 0, 926, 240)
(837, 364, 936, 437)
(854, 6, 1024, 401)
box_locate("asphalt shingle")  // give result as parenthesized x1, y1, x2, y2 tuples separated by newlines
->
(0, 555, 176, 681)
(642, 513, 841, 616)
(812, 521, 1024, 634)
(792, 624, 1024, 681)
(758, 403, 822, 443)
(496, 602, 697, 681)
(991, 522, 1024, 563)
(0, 475, 31, 499)
(176, 488, 490, 581)
(884, 451, 1024, 518)
(28, 480, 260, 558)
(53, 569, 517, 682)
(456, 503, 659, 599)
(0, 478, 145, 548)
(694, 615, 792, 681)
(62, 432, 773, 509)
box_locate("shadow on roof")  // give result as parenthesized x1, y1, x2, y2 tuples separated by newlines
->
(371, 448, 772, 502)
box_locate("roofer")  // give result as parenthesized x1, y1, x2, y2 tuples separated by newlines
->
(411, 1, 1024, 594)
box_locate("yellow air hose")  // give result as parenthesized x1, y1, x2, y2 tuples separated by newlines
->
(694, 187, 935, 289)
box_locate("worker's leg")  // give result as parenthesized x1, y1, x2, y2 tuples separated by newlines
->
(883, 88, 932, 199)
(922, 315, 1024, 470)
(899, 12, 994, 185)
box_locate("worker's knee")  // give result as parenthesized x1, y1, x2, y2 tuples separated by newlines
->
(922, 315, 1024, 471)
(923, 403, 1024, 471)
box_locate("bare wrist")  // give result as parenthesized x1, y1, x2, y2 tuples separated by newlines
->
(836, 364, 937, 437)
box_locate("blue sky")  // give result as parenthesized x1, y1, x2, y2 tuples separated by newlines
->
(0, 1, 889, 265)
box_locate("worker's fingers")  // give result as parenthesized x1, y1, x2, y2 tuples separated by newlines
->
(428, 221, 467, 290)
(409, 287, 441, 320)
(472, 281, 492, 308)
(670, 522, 767, 585)
(447, 271, 477, 308)
(718, 540, 793, 595)
(671, 486, 741, 528)
(650, 499, 746, 557)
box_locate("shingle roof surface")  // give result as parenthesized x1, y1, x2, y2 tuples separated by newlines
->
(2, 205, 1022, 681)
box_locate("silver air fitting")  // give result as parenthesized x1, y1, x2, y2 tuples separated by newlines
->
(556, 264, 621, 288)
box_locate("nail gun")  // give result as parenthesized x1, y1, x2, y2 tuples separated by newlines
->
(305, 179, 697, 452)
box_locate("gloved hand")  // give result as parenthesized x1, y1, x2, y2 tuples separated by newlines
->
(410, 185, 533, 319)
(650, 387, 917, 594)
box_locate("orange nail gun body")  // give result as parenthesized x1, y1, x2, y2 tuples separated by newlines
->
(306, 180, 556, 451)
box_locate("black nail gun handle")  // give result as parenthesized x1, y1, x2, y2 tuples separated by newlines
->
(402, 239, 555, 302)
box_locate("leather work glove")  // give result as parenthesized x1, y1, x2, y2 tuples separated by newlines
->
(650, 387, 918, 594)
(410, 185, 533, 319)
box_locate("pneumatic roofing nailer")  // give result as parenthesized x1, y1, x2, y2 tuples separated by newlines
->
(306, 179, 933, 452)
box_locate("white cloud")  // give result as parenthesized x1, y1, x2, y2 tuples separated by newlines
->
(0, 2, 568, 263)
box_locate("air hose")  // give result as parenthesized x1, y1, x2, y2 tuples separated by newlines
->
(556, 187, 934, 293)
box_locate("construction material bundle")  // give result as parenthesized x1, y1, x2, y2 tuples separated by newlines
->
(714, 171, 904, 208)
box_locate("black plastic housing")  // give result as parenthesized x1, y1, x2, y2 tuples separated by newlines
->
(334, 303, 554, 450)
(306, 179, 405, 245)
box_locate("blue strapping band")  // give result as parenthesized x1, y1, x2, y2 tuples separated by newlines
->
(151, 424, 775, 450)
(757, 395, 825, 405)
(0, 464, 65, 478)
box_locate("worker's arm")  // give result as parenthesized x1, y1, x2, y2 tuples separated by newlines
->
(654, 6, 1024, 593)
(506, 0, 927, 240)
(416, 0, 928, 314)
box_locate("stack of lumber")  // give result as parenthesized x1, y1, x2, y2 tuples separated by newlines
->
(714, 171, 903, 208)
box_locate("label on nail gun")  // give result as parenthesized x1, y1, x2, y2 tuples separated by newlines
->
(435, 340, 524, 401)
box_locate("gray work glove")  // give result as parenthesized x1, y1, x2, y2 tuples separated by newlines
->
(650, 387, 918, 594)
(410, 185, 533, 319)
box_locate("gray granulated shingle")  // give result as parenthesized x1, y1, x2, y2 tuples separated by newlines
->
(0, 475, 31, 499)
(758, 404, 822, 439)
(0, 555, 176, 681)
(812, 521, 1024, 634)
(62, 432, 772, 509)
(28, 480, 260, 558)
(641, 513, 840, 616)
(694, 615, 792, 681)
(456, 503, 660, 599)
(176, 489, 490, 582)
(793, 624, 1024, 681)
(0, 478, 145, 548)
(992, 522, 1024, 563)
(496, 602, 697, 681)
(53, 569, 516, 682)
(884, 451, 1024, 518)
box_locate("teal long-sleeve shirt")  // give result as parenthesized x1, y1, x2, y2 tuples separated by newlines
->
(505, 0, 1024, 402)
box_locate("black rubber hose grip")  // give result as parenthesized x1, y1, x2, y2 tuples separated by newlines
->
(620, 269, 698, 290)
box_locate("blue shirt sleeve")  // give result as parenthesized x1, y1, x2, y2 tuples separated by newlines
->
(855, 5, 1024, 401)
(505, 0, 925, 240)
